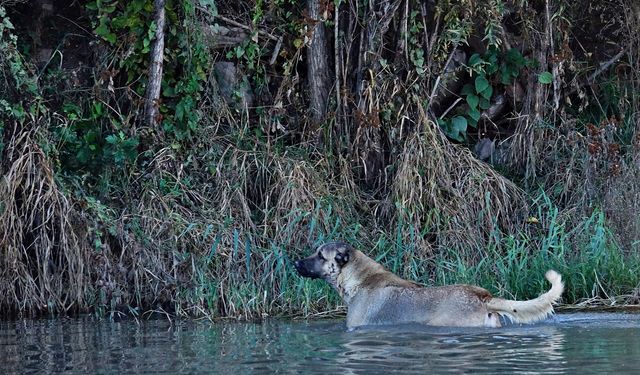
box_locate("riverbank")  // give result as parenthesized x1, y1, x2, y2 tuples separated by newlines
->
(1, 1, 639, 319)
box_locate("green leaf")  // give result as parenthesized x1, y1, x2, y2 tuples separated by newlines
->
(505, 48, 526, 68)
(538, 71, 553, 84)
(475, 75, 489, 94)
(480, 85, 493, 100)
(461, 83, 474, 96)
(487, 50, 498, 65)
(468, 107, 481, 122)
(466, 93, 479, 109)
(91, 102, 104, 118)
(500, 66, 512, 85)
(102, 5, 117, 14)
(439, 119, 462, 141)
(451, 116, 467, 133)
(94, 20, 110, 37)
(105, 33, 117, 44)
(479, 97, 491, 110)
(468, 117, 478, 128)
(468, 53, 482, 66)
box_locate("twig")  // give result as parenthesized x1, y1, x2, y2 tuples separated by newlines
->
(438, 97, 462, 119)
(269, 36, 283, 65)
(567, 47, 629, 96)
(428, 45, 459, 110)
(197, 6, 279, 42)
(588, 47, 628, 84)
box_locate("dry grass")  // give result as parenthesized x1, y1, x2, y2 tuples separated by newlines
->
(391, 103, 527, 254)
(0, 122, 90, 314)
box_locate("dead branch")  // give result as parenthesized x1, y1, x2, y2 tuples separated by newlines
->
(203, 25, 249, 48)
(567, 47, 629, 96)
(196, 6, 279, 42)
(215, 14, 279, 42)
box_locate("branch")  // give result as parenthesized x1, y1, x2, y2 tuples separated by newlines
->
(145, 0, 166, 127)
(567, 47, 629, 96)
(196, 6, 279, 42)
(198, 7, 281, 64)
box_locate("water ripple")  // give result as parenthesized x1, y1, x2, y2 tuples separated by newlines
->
(0, 312, 638, 374)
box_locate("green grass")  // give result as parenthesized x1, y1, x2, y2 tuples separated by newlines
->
(432, 204, 640, 305)
(161, 193, 640, 320)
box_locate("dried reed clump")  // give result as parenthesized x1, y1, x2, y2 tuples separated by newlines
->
(0, 124, 90, 314)
(266, 157, 326, 241)
(84, 142, 357, 318)
(392, 108, 527, 254)
(263, 155, 360, 247)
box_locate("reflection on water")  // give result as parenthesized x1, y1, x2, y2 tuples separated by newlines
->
(0, 313, 638, 374)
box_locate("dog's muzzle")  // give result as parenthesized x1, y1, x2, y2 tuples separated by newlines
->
(294, 259, 319, 279)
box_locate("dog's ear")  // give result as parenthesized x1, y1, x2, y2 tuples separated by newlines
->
(334, 244, 352, 266)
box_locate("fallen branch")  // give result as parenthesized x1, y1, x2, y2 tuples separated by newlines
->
(197, 7, 281, 64)
(196, 6, 279, 42)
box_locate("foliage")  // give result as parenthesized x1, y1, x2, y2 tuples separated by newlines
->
(0, 4, 40, 155)
(86, 0, 209, 141)
(439, 47, 533, 141)
(1, 0, 639, 320)
(0, 7, 36, 102)
(54, 102, 138, 179)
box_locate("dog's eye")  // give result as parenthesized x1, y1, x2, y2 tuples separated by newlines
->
(317, 252, 325, 261)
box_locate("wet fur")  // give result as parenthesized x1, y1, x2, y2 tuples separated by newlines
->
(295, 241, 564, 329)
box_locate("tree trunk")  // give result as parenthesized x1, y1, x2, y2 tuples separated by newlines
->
(306, 0, 330, 129)
(145, 0, 166, 127)
(351, 0, 402, 189)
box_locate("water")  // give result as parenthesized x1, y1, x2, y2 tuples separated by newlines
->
(1, 313, 639, 374)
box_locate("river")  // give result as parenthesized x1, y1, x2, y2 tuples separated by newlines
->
(1, 312, 638, 374)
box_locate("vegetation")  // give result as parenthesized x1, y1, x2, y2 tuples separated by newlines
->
(0, 0, 639, 319)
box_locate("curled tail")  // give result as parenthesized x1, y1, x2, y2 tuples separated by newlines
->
(486, 270, 564, 324)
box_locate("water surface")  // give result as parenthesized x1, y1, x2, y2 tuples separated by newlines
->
(1, 312, 638, 374)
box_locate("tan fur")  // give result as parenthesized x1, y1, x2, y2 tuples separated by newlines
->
(485, 270, 564, 323)
(295, 242, 564, 329)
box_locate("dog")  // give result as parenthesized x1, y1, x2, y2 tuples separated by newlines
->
(294, 241, 564, 329)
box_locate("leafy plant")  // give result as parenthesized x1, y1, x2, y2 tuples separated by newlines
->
(55, 101, 139, 177)
(86, 0, 209, 141)
(439, 47, 533, 141)
(408, 10, 426, 75)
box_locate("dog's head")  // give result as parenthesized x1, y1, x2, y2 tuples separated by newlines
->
(294, 241, 353, 280)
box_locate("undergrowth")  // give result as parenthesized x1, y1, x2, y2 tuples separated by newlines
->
(1, 0, 639, 320)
